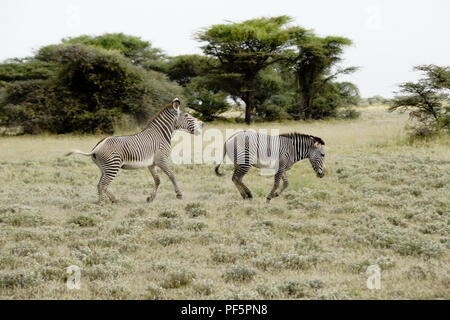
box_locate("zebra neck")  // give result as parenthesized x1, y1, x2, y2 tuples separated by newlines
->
(143, 109, 177, 143)
(293, 138, 311, 162)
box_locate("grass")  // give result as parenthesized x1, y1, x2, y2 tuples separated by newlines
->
(0, 105, 449, 299)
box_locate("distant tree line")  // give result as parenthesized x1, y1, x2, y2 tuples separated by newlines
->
(0, 16, 361, 134)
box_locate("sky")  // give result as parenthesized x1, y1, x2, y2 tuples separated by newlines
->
(0, 0, 449, 98)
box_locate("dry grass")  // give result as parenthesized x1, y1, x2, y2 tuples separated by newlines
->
(0, 105, 449, 299)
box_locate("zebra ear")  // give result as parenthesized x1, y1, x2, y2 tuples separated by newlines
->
(172, 98, 181, 110)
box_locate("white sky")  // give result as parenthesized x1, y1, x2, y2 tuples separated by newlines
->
(1, 0, 449, 98)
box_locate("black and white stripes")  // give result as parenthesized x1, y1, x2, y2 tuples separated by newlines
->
(67, 98, 204, 203)
(215, 131, 326, 202)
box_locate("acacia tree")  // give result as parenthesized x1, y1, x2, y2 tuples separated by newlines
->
(163, 54, 216, 86)
(289, 35, 357, 119)
(196, 16, 305, 124)
(389, 64, 450, 136)
(36, 33, 165, 68)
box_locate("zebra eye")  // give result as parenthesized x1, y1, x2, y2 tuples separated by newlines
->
(321, 153, 325, 157)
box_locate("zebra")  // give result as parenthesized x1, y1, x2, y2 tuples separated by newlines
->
(66, 98, 204, 203)
(214, 131, 326, 203)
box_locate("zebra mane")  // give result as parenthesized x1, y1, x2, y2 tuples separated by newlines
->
(145, 103, 176, 128)
(279, 132, 325, 145)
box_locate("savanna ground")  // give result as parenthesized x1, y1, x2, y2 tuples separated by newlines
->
(0, 105, 449, 299)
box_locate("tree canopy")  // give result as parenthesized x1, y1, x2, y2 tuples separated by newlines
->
(288, 35, 357, 119)
(62, 33, 165, 67)
(0, 19, 362, 134)
(196, 16, 307, 124)
(389, 64, 450, 137)
(0, 39, 182, 134)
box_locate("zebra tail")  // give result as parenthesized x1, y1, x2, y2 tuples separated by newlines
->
(215, 143, 227, 177)
(66, 149, 93, 157)
(215, 163, 224, 177)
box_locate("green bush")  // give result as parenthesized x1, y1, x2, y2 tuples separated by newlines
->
(337, 108, 361, 119)
(223, 264, 257, 282)
(0, 59, 54, 82)
(161, 270, 196, 289)
(184, 78, 230, 121)
(0, 43, 183, 134)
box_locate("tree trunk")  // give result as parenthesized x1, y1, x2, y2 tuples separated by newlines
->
(245, 102, 251, 124)
(300, 94, 312, 120)
(242, 79, 256, 125)
(244, 93, 255, 125)
(297, 74, 313, 120)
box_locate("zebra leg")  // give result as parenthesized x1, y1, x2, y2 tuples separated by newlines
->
(105, 188, 117, 203)
(158, 162, 183, 199)
(97, 171, 119, 203)
(97, 174, 106, 203)
(274, 172, 289, 197)
(232, 165, 252, 199)
(147, 165, 160, 203)
(97, 156, 121, 204)
(267, 170, 283, 203)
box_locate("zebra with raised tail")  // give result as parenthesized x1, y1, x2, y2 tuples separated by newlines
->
(66, 98, 204, 203)
(215, 131, 326, 203)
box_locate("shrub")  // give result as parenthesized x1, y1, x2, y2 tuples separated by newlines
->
(185, 221, 207, 231)
(158, 210, 178, 219)
(294, 237, 323, 254)
(0, 59, 54, 82)
(0, 270, 42, 289)
(255, 282, 280, 299)
(309, 279, 325, 289)
(68, 214, 98, 227)
(0, 43, 183, 134)
(251, 255, 281, 271)
(193, 280, 214, 296)
(145, 284, 165, 300)
(376, 256, 396, 270)
(404, 265, 436, 280)
(278, 280, 309, 298)
(337, 108, 361, 119)
(161, 270, 196, 289)
(156, 233, 184, 247)
(393, 239, 443, 259)
(185, 203, 207, 217)
(145, 218, 179, 230)
(280, 253, 314, 270)
(223, 265, 257, 282)
(0, 205, 49, 227)
(210, 247, 238, 264)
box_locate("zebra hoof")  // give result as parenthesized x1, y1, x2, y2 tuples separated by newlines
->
(274, 192, 279, 198)
(176, 194, 183, 199)
(266, 198, 271, 204)
(147, 195, 155, 203)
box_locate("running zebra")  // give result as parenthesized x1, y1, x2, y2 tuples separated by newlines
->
(215, 131, 326, 203)
(66, 98, 204, 203)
